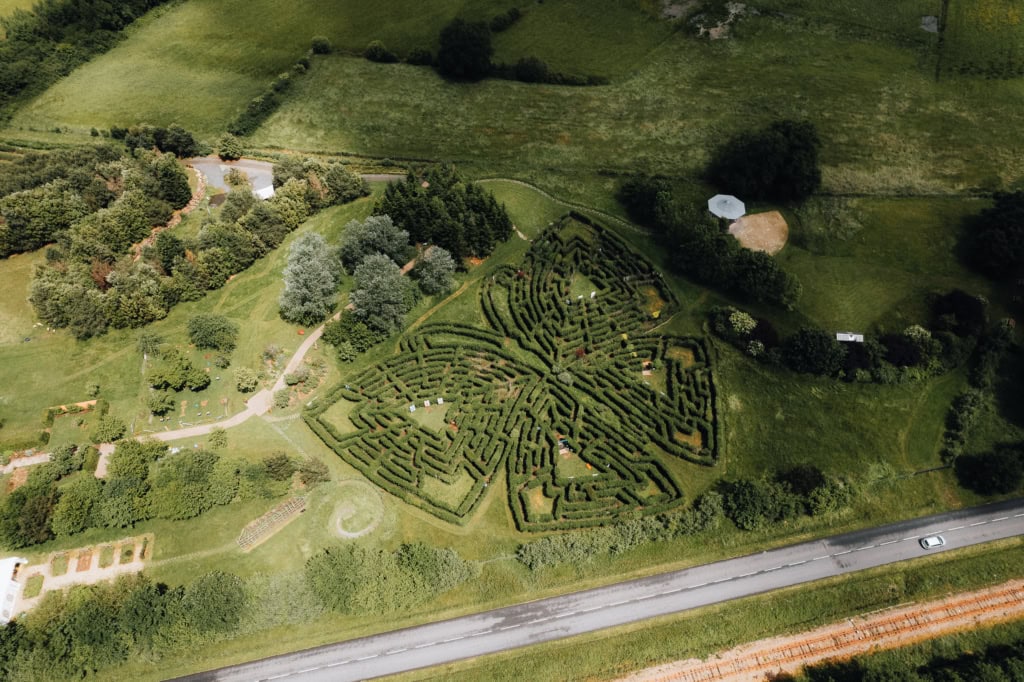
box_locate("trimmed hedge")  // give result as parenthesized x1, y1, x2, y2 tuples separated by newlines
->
(306, 215, 720, 531)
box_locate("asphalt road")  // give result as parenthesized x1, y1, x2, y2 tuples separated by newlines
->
(180, 498, 1024, 682)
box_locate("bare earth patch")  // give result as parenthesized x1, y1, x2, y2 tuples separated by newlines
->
(5, 468, 28, 492)
(728, 210, 789, 255)
(620, 579, 1024, 682)
(674, 430, 702, 449)
(666, 346, 696, 367)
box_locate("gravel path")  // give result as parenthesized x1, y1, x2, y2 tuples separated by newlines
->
(620, 579, 1024, 682)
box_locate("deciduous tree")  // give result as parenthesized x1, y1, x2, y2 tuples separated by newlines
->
(278, 232, 343, 325)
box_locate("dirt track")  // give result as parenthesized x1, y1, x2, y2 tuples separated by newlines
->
(621, 579, 1024, 682)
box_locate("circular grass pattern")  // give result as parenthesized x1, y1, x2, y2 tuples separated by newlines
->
(331, 479, 385, 539)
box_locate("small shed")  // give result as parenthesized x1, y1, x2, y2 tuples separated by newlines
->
(0, 557, 27, 623)
(836, 332, 865, 343)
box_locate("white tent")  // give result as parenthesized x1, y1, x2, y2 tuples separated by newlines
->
(707, 194, 746, 220)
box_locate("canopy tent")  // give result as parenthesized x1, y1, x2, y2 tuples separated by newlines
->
(707, 194, 746, 220)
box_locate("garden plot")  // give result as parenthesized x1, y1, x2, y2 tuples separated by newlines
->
(13, 534, 153, 616)
(308, 215, 721, 532)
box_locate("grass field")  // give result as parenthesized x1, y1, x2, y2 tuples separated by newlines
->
(7, 4, 1024, 200)
(6, 0, 670, 138)
(0, 2, 1021, 677)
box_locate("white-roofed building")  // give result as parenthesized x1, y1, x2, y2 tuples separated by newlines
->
(836, 332, 864, 343)
(0, 557, 27, 623)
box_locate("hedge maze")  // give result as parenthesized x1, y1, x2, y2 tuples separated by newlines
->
(306, 215, 721, 531)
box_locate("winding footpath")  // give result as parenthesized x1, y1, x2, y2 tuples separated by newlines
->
(137, 319, 331, 444)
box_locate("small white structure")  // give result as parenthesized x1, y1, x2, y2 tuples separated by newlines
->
(437, 397, 444, 405)
(590, 291, 596, 299)
(708, 194, 746, 220)
(409, 404, 416, 413)
(836, 332, 865, 343)
(0, 557, 27, 623)
(424, 400, 431, 407)
(253, 185, 276, 201)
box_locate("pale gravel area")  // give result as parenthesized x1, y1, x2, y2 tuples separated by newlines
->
(620, 579, 1024, 682)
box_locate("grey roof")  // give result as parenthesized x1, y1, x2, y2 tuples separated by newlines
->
(708, 194, 746, 219)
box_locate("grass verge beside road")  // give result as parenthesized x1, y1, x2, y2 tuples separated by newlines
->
(381, 539, 1024, 682)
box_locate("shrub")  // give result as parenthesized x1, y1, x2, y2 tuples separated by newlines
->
(406, 48, 433, 66)
(274, 389, 291, 409)
(208, 428, 227, 449)
(617, 175, 674, 226)
(364, 40, 398, 63)
(263, 453, 296, 481)
(216, 134, 244, 161)
(955, 447, 1024, 495)
(514, 56, 549, 83)
(298, 458, 330, 487)
(336, 341, 357, 363)
(235, 368, 260, 393)
(782, 328, 846, 376)
(311, 36, 332, 54)
(188, 313, 239, 352)
(90, 415, 127, 444)
(284, 365, 310, 386)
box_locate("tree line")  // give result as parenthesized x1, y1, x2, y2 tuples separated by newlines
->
(0, 0, 169, 114)
(0, 440, 326, 550)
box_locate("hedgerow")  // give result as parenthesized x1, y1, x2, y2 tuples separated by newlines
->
(306, 216, 720, 531)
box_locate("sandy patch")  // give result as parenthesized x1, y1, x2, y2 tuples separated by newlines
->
(728, 211, 789, 255)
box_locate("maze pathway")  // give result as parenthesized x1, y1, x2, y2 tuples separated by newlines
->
(307, 215, 721, 530)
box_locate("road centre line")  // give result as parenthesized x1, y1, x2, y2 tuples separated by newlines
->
(326, 660, 350, 667)
(812, 555, 830, 561)
(355, 654, 378, 661)
(994, 517, 1010, 522)
(414, 642, 436, 649)
(947, 526, 965, 531)
(902, 536, 920, 541)
(970, 521, 988, 527)
(297, 667, 320, 674)
(853, 545, 874, 552)
(385, 648, 407, 655)
(833, 550, 852, 556)
(878, 540, 897, 546)
(442, 636, 464, 643)
(1016, 513, 1024, 518)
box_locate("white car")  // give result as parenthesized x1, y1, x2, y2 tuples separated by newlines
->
(919, 535, 945, 549)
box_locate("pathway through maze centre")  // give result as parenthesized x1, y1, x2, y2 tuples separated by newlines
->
(306, 215, 721, 531)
